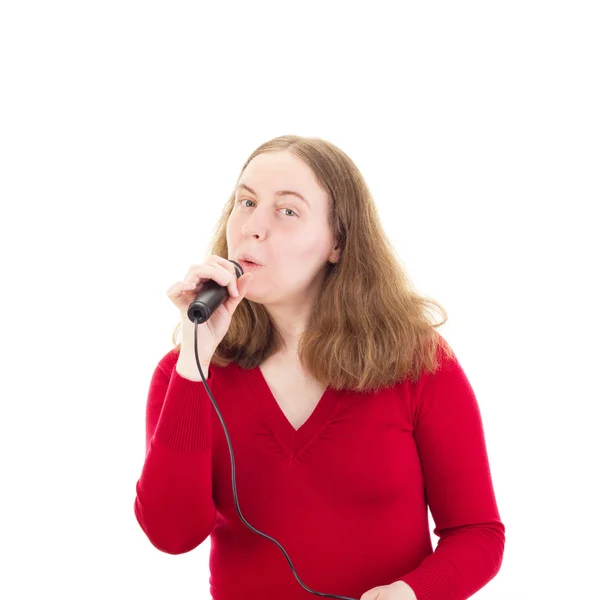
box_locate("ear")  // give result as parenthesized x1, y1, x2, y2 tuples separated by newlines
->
(329, 245, 340, 264)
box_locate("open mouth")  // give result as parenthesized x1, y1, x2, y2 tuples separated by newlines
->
(239, 260, 263, 271)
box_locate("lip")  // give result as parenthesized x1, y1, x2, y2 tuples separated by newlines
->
(238, 260, 263, 271)
(237, 253, 264, 266)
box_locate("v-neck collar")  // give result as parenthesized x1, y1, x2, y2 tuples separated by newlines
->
(239, 363, 340, 462)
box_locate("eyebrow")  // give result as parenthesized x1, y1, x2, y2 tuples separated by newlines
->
(236, 183, 310, 207)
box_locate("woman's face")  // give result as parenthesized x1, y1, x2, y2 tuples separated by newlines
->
(226, 150, 339, 307)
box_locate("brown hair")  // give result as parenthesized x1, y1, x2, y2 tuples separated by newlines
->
(171, 134, 454, 392)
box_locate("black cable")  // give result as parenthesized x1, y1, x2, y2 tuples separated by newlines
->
(193, 316, 357, 600)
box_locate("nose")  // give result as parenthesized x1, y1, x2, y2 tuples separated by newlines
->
(242, 225, 265, 240)
(241, 209, 269, 239)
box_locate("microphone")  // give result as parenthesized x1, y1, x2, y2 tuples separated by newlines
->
(187, 260, 244, 324)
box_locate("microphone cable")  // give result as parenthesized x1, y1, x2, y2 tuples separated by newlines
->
(189, 297, 357, 599)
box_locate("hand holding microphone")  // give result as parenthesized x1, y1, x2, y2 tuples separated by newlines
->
(166, 255, 254, 380)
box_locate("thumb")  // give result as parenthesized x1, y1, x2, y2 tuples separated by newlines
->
(223, 272, 254, 313)
(238, 272, 254, 297)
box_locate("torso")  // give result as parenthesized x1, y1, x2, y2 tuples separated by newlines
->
(259, 354, 327, 431)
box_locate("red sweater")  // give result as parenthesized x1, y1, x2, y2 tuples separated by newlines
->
(134, 343, 505, 600)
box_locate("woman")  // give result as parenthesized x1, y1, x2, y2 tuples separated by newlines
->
(134, 135, 505, 600)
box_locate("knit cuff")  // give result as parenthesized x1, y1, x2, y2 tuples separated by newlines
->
(394, 558, 459, 600)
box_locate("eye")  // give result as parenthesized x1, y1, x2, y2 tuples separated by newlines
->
(239, 199, 298, 218)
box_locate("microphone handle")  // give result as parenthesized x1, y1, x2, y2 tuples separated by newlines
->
(187, 260, 244, 324)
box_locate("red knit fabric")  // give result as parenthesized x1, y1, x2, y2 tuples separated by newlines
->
(134, 342, 505, 600)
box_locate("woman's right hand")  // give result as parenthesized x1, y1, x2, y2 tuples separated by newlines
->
(166, 255, 254, 363)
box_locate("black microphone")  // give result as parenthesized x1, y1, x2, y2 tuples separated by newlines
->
(187, 260, 244, 324)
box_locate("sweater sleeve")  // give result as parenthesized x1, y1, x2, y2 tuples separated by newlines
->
(393, 346, 505, 600)
(133, 350, 217, 554)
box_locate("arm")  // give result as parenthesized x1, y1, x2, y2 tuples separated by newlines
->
(392, 345, 505, 599)
(133, 352, 217, 553)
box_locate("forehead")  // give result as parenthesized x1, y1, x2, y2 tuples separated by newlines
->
(240, 151, 327, 201)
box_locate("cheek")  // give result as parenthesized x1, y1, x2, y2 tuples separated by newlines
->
(294, 238, 330, 264)
(226, 217, 239, 243)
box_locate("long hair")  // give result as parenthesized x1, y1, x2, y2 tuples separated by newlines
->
(171, 134, 454, 392)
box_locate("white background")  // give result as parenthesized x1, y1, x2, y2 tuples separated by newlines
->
(1, 1, 598, 598)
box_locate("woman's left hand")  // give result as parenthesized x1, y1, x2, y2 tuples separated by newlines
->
(359, 580, 417, 600)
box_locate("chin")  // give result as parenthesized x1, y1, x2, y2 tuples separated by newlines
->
(244, 290, 263, 304)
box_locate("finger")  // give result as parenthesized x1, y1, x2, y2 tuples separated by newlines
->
(212, 256, 246, 296)
(211, 262, 240, 298)
(167, 281, 190, 296)
(186, 257, 241, 286)
(167, 281, 194, 298)
(223, 273, 253, 313)
(184, 264, 239, 297)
